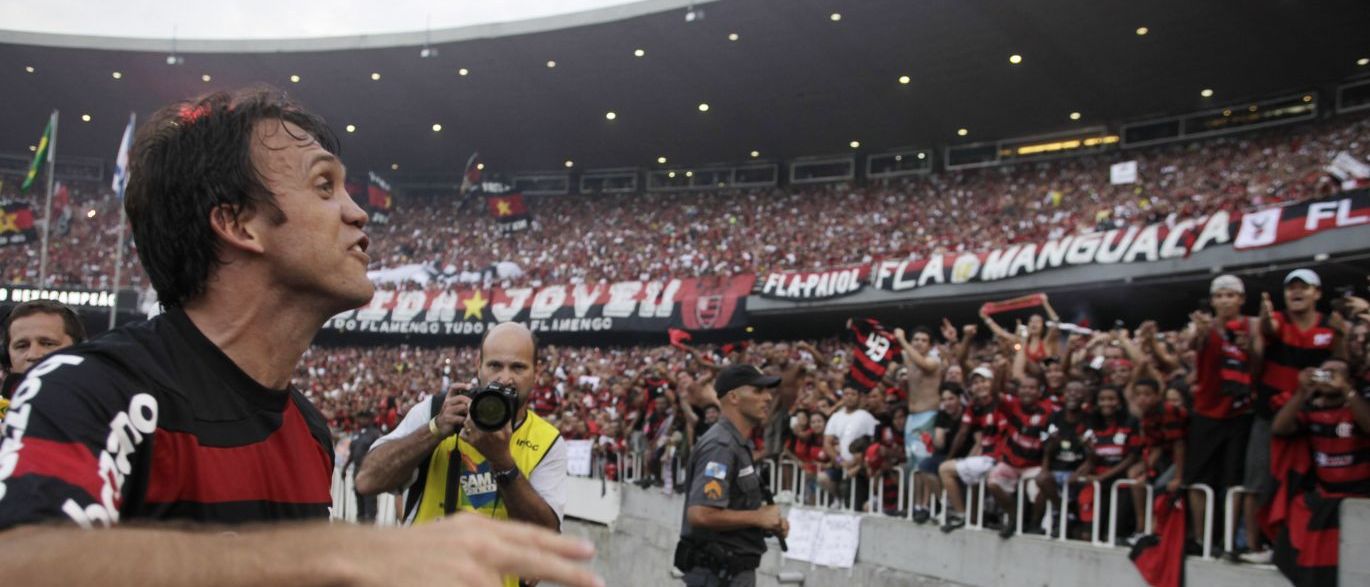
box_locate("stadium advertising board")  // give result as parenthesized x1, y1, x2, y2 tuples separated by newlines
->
(0, 286, 121, 309)
(322, 275, 752, 339)
(759, 189, 1369, 301)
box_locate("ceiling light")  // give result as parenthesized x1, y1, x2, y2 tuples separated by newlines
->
(201, 74, 212, 82)
(957, 128, 968, 136)
(1200, 88, 1214, 98)
(917, 152, 926, 160)
(634, 49, 645, 58)
(370, 72, 381, 81)
(898, 75, 911, 85)
(849, 140, 861, 149)
(698, 103, 710, 112)
(25, 66, 35, 73)
(166, 54, 184, 65)
(28, 145, 36, 152)
(1303, 95, 1313, 103)
(657, 156, 668, 164)
(1359, 58, 1369, 66)
(1248, 105, 1258, 112)
(1222, 109, 1232, 117)
(685, 171, 693, 177)
(564, 160, 574, 168)
(728, 33, 739, 41)
(668, 171, 677, 178)
(546, 60, 557, 68)
(476, 163, 485, 170)
(345, 124, 356, 133)
(111, 71, 122, 79)
(290, 74, 301, 83)
(86, 209, 97, 219)
(1009, 54, 1023, 64)
(80, 114, 92, 122)
(750, 150, 760, 158)
(420, 47, 438, 59)
(830, 13, 842, 22)
(458, 68, 469, 76)
(605, 111, 617, 120)
(431, 123, 443, 132)
(1069, 112, 1081, 120)
(390, 163, 399, 170)
(1135, 26, 1149, 36)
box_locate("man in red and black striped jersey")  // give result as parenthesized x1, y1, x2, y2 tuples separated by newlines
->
(1270, 359, 1370, 584)
(1246, 269, 1346, 564)
(1127, 378, 1187, 544)
(938, 366, 1000, 532)
(986, 373, 1057, 538)
(1186, 275, 1256, 555)
(0, 88, 599, 587)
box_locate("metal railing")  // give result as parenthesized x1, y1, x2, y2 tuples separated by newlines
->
(1225, 485, 1255, 556)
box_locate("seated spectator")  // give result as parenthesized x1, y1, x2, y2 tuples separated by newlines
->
(912, 383, 965, 523)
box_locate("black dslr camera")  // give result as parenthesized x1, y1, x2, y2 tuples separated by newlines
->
(465, 382, 520, 431)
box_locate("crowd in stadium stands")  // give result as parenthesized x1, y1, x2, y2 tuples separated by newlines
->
(0, 179, 145, 289)
(1, 112, 1366, 292)
(308, 279, 1370, 565)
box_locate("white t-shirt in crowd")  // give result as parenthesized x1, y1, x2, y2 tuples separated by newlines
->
(824, 407, 879, 461)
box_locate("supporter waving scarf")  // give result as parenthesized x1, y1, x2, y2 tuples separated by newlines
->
(846, 317, 899, 391)
(1129, 492, 1186, 587)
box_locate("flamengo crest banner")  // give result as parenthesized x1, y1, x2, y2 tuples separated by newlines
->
(1233, 188, 1369, 250)
(323, 275, 752, 339)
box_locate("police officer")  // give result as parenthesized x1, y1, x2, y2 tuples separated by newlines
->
(676, 364, 790, 587)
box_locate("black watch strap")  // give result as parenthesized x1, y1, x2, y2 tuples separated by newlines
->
(493, 465, 521, 484)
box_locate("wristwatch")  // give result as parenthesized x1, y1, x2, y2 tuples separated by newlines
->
(492, 465, 521, 485)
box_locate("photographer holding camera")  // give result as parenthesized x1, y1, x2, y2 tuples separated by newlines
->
(357, 322, 567, 585)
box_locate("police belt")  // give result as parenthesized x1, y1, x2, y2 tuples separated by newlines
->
(674, 537, 761, 574)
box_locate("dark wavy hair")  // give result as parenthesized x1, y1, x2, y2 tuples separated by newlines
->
(124, 86, 339, 308)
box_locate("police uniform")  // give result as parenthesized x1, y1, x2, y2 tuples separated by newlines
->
(676, 365, 780, 587)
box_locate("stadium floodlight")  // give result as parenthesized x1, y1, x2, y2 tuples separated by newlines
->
(420, 46, 438, 59)
(166, 54, 184, 65)
(684, 4, 704, 22)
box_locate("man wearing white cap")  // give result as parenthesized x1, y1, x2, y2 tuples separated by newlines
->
(1242, 268, 1347, 563)
(1187, 274, 1257, 556)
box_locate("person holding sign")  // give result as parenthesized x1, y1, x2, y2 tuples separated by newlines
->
(675, 364, 789, 587)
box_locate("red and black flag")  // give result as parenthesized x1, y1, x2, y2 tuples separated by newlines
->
(1234, 188, 1370, 250)
(485, 192, 530, 233)
(846, 318, 899, 391)
(1129, 492, 1186, 587)
(1273, 489, 1341, 587)
(0, 202, 39, 247)
(365, 172, 394, 224)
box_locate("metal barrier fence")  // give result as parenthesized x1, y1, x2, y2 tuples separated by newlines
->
(326, 450, 1219, 562)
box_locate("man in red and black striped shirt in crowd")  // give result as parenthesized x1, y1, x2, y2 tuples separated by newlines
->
(1270, 359, 1370, 584)
(1246, 269, 1346, 563)
(939, 366, 1001, 532)
(1186, 274, 1257, 556)
(987, 373, 1057, 538)
(0, 88, 598, 586)
(1127, 378, 1187, 545)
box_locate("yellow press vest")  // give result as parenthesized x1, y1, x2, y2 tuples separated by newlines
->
(412, 411, 559, 587)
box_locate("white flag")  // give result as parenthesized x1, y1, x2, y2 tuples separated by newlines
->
(1110, 160, 1138, 185)
(112, 113, 136, 199)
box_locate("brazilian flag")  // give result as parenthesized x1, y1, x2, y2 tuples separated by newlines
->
(21, 117, 53, 192)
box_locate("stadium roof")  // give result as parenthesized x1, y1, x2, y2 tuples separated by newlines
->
(2, 0, 1368, 182)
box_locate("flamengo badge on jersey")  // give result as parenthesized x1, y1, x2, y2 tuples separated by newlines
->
(704, 461, 728, 479)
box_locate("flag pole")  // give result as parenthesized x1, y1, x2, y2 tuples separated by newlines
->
(108, 112, 136, 330)
(109, 206, 127, 330)
(38, 110, 58, 287)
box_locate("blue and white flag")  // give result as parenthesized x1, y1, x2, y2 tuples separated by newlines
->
(112, 113, 136, 199)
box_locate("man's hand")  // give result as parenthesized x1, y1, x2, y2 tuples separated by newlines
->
(355, 513, 601, 587)
(756, 504, 788, 538)
(962, 324, 978, 339)
(1261, 292, 1275, 320)
(894, 328, 908, 343)
(435, 386, 473, 437)
(941, 318, 959, 343)
(464, 416, 515, 470)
